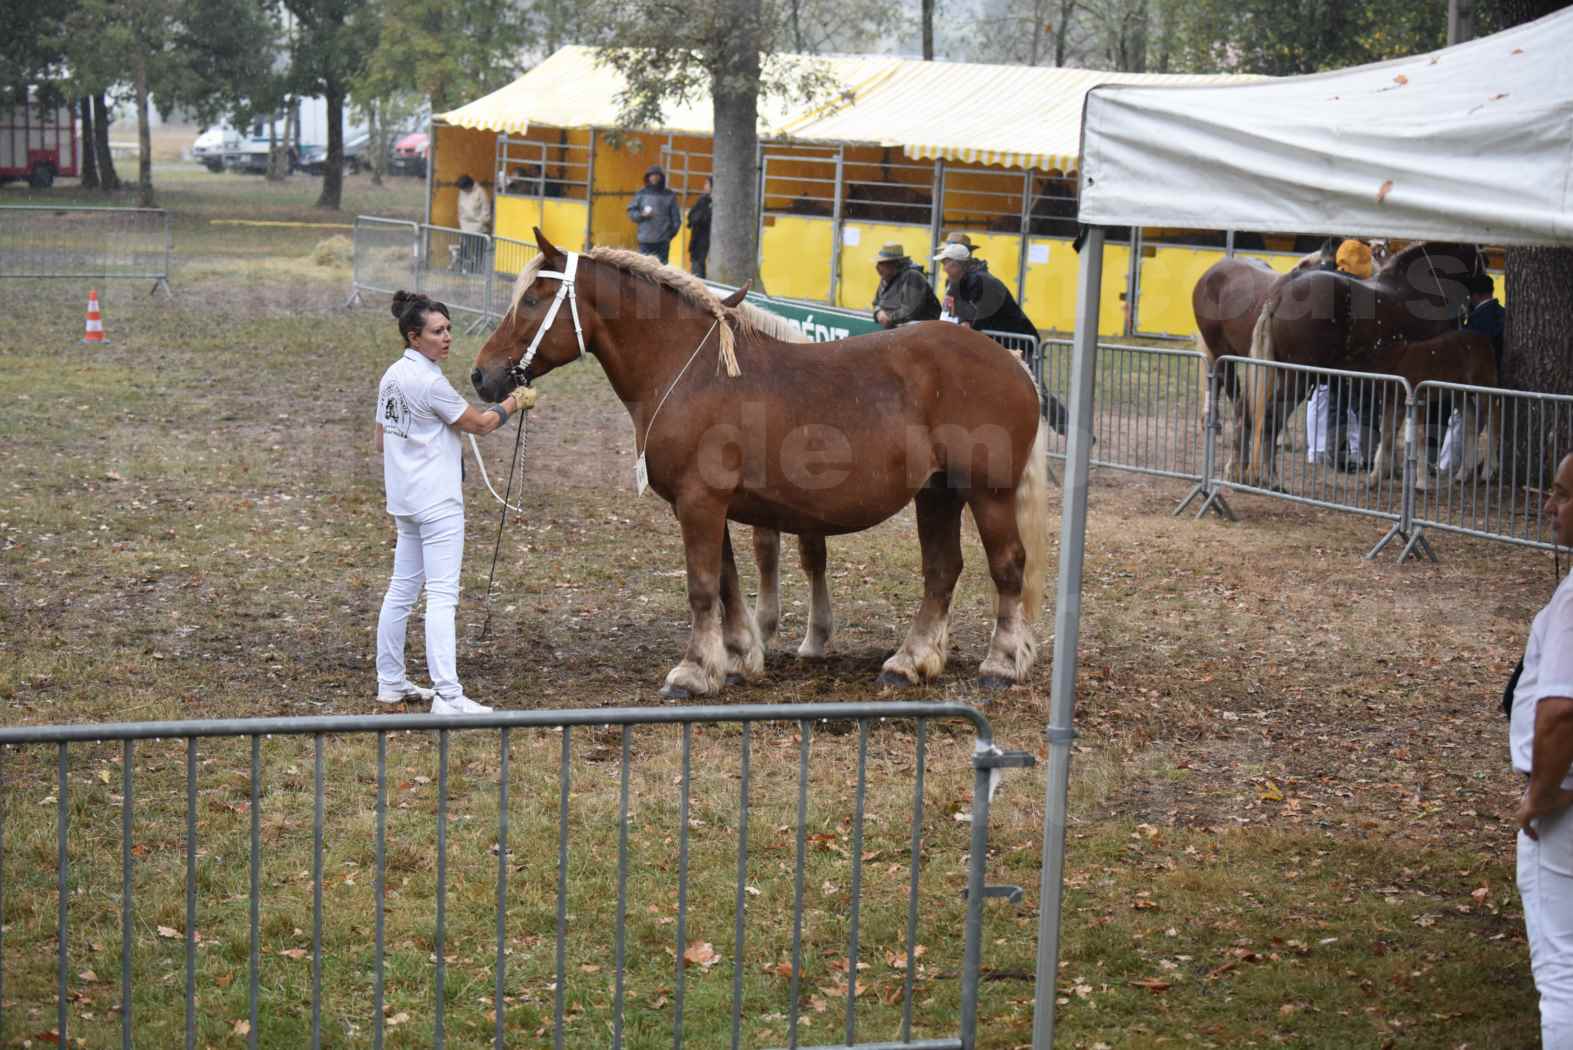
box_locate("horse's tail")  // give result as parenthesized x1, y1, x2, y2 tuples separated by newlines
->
(1016, 416, 1052, 623)
(1246, 290, 1281, 480)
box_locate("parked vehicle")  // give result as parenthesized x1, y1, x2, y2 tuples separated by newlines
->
(219, 103, 368, 175)
(0, 96, 80, 188)
(299, 129, 371, 175)
(191, 125, 239, 172)
(389, 131, 429, 176)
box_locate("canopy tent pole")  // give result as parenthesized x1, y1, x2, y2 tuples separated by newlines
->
(1032, 225, 1104, 1050)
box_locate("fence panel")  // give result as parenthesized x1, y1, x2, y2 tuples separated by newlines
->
(1040, 340, 1209, 483)
(1209, 357, 1413, 553)
(0, 205, 171, 292)
(348, 215, 418, 303)
(1410, 380, 1573, 551)
(0, 703, 1026, 1050)
(416, 224, 492, 319)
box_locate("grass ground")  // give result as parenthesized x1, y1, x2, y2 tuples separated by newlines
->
(0, 165, 1549, 1048)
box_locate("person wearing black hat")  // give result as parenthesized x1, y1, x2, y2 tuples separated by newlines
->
(1464, 272, 1506, 372)
(872, 243, 941, 328)
(627, 165, 682, 263)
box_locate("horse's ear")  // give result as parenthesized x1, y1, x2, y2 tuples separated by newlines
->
(719, 281, 753, 308)
(534, 226, 565, 267)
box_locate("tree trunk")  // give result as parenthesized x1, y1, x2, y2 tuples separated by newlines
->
(1056, 0, 1075, 65)
(368, 101, 384, 188)
(92, 94, 120, 192)
(133, 49, 154, 207)
(1493, 0, 1573, 483)
(79, 98, 99, 190)
(316, 83, 344, 209)
(921, 0, 935, 59)
(266, 115, 284, 181)
(710, 0, 764, 285)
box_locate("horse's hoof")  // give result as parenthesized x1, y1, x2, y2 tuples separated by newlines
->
(660, 684, 691, 700)
(725, 673, 747, 687)
(978, 674, 1016, 691)
(876, 670, 914, 689)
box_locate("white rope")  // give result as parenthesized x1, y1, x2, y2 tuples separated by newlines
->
(638, 318, 722, 457)
(468, 430, 528, 514)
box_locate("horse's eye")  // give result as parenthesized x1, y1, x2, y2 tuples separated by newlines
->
(523, 295, 539, 308)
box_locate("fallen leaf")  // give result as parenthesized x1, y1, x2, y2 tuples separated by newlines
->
(278, 947, 308, 960)
(683, 941, 721, 970)
(764, 961, 794, 978)
(1471, 885, 1490, 903)
(232, 1019, 251, 1037)
(580, 964, 602, 974)
(1259, 781, 1284, 803)
(157, 926, 180, 939)
(77, 970, 98, 983)
(1376, 180, 1394, 203)
(1130, 978, 1171, 992)
(387, 1011, 411, 1026)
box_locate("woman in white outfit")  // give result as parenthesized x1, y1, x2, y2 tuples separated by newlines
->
(374, 291, 533, 714)
(1513, 452, 1573, 1049)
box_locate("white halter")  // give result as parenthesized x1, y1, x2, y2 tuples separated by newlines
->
(509, 251, 586, 382)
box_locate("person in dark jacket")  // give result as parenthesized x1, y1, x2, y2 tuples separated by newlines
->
(935, 242, 1036, 341)
(627, 164, 682, 263)
(687, 176, 713, 278)
(1464, 272, 1507, 370)
(934, 242, 1074, 438)
(872, 243, 941, 328)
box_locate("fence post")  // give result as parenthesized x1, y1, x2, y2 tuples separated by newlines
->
(1174, 361, 1236, 520)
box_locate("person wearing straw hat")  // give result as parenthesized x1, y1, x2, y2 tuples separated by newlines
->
(872, 243, 941, 328)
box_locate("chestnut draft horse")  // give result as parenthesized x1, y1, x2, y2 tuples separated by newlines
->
(1245, 241, 1486, 486)
(1363, 329, 1501, 488)
(1191, 248, 1328, 478)
(472, 230, 1051, 698)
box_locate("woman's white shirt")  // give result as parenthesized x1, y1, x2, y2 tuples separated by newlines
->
(1512, 572, 1573, 788)
(377, 348, 468, 516)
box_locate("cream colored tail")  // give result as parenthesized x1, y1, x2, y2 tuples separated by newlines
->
(1016, 417, 1052, 622)
(1246, 296, 1279, 481)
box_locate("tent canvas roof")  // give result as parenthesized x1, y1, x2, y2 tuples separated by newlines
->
(1078, 8, 1573, 246)
(439, 46, 1258, 171)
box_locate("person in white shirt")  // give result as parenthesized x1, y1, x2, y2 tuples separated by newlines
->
(1513, 452, 1573, 1048)
(374, 291, 533, 715)
(456, 174, 492, 274)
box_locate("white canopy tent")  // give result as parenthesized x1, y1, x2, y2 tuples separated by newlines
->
(1036, 10, 1573, 1048)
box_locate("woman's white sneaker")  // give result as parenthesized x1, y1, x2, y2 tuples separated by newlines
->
(376, 682, 436, 705)
(431, 695, 493, 715)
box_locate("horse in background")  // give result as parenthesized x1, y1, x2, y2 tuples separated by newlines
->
(1363, 330, 1500, 488)
(1191, 246, 1333, 479)
(473, 229, 1051, 697)
(1244, 241, 1485, 486)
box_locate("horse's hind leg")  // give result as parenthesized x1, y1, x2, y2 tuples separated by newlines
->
(720, 528, 765, 684)
(879, 483, 964, 688)
(970, 489, 1040, 689)
(660, 498, 730, 699)
(796, 534, 833, 658)
(751, 527, 782, 646)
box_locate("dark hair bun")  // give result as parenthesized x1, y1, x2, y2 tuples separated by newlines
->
(391, 290, 424, 319)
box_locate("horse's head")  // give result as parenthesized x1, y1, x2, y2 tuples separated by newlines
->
(472, 227, 590, 401)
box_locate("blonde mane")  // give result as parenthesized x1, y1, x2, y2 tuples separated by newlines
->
(504, 247, 751, 376)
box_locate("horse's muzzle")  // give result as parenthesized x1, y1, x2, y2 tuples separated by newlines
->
(472, 367, 513, 402)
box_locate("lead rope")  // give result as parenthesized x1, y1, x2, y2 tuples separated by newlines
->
(474, 409, 529, 643)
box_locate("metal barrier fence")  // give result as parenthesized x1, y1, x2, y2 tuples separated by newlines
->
(416, 224, 492, 319)
(1410, 380, 1573, 553)
(0, 702, 1029, 1049)
(1040, 340, 1209, 485)
(0, 205, 172, 295)
(348, 215, 419, 303)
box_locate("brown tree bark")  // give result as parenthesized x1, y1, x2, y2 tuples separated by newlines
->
(79, 98, 99, 190)
(91, 94, 121, 192)
(922, 0, 935, 59)
(709, 0, 764, 285)
(316, 83, 345, 209)
(133, 50, 154, 207)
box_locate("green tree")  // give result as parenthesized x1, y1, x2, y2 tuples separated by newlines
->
(594, 0, 835, 285)
(281, 0, 374, 210)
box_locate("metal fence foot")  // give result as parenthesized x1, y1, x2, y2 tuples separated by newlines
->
(344, 287, 364, 309)
(1397, 527, 1437, 564)
(151, 278, 172, 299)
(1173, 483, 1204, 516)
(1176, 484, 1235, 522)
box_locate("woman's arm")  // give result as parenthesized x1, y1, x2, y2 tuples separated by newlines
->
(450, 388, 535, 435)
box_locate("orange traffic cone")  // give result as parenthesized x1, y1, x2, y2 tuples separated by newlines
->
(83, 289, 108, 345)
